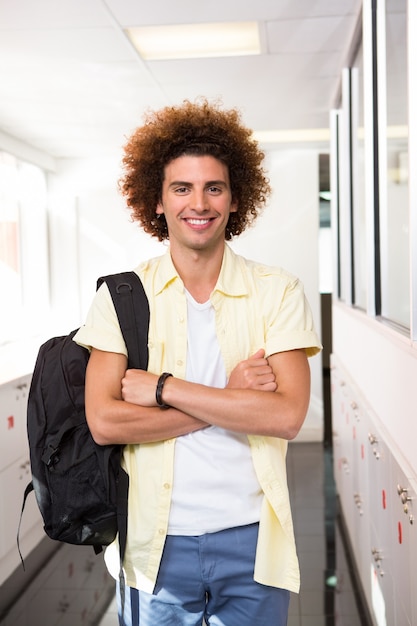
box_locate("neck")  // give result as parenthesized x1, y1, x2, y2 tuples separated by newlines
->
(170, 243, 225, 303)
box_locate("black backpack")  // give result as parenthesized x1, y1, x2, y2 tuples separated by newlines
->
(19, 271, 149, 564)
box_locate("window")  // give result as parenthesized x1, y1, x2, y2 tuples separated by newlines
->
(352, 43, 368, 311)
(0, 152, 49, 345)
(380, 0, 409, 329)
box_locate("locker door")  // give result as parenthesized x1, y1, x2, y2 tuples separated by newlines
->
(349, 397, 372, 604)
(0, 454, 42, 561)
(331, 363, 354, 532)
(389, 463, 416, 626)
(0, 377, 29, 472)
(409, 477, 417, 626)
(367, 417, 396, 626)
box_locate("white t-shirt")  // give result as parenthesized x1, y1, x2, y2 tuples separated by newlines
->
(167, 290, 263, 535)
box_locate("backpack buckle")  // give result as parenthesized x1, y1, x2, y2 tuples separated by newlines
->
(41, 444, 59, 467)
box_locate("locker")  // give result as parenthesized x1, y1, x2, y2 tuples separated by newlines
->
(330, 356, 417, 626)
(331, 361, 355, 532)
(348, 396, 372, 603)
(0, 453, 42, 561)
(0, 374, 43, 585)
(389, 465, 416, 625)
(365, 415, 396, 625)
(0, 375, 30, 472)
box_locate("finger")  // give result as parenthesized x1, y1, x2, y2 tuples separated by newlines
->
(260, 381, 278, 392)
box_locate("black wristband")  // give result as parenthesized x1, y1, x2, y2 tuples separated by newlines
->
(156, 372, 173, 409)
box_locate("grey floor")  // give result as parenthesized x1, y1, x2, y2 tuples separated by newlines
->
(286, 442, 368, 626)
(1, 443, 369, 625)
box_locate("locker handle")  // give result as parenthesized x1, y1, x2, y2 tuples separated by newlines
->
(401, 492, 411, 505)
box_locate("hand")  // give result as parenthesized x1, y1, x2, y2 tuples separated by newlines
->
(121, 369, 159, 406)
(226, 349, 277, 392)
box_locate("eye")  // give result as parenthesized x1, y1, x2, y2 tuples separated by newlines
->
(207, 185, 222, 194)
(174, 186, 189, 194)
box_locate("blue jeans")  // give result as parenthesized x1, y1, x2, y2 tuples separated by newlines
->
(117, 523, 289, 625)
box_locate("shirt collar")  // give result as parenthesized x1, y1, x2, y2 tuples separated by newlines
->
(154, 244, 249, 297)
(154, 250, 180, 295)
(215, 244, 248, 297)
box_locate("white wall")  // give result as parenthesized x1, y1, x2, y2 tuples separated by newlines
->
(47, 157, 166, 334)
(333, 301, 417, 476)
(231, 150, 323, 440)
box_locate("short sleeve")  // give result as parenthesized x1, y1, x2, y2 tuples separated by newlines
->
(73, 283, 127, 356)
(265, 277, 322, 358)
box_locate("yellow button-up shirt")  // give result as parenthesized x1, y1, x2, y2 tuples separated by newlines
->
(74, 244, 321, 594)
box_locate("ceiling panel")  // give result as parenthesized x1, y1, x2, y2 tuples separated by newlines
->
(104, 0, 361, 26)
(0, 0, 362, 159)
(267, 15, 358, 54)
(0, 0, 113, 28)
(0, 28, 136, 62)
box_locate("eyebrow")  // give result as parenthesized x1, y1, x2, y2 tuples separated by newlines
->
(168, 179, 228, 188)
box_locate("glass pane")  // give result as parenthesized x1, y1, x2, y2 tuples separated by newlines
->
(381, 0, 409, 328)
(352, 43, 367, 310)
(0, 152, 49, 345)
(0, 153, 21, 345)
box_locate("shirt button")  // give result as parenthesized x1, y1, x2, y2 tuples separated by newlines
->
(159, 528, 165, 535)
(163, 483, 170, 489)
(177, 359, 183, 366)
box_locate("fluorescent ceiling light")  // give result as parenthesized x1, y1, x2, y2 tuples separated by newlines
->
(254, 128, 331, 143)
(387, 125, 408, 139)
(126, 22, 260, 60)
(357, 125, 408, 140)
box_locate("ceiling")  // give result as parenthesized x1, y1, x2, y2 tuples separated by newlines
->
(0, 0, 362, 161)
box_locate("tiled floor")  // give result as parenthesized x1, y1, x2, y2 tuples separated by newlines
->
(0, 443, 370, 625)
(286, 442, 367, 626)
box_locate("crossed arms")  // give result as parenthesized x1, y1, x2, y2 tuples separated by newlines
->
(85, 347, 311, 446)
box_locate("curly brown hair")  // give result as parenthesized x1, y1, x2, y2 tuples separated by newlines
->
(119, 99, 271, 241)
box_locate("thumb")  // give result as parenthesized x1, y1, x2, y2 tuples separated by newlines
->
(250, 348, 265, 359)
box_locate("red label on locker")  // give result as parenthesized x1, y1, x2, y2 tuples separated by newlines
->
(7, 415, 14, 429)
(361, 444, 365, 460)
(398, 521, 403, 544)
(382, 489, 387, 510)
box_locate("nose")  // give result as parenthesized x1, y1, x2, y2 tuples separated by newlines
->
(190, 188, 208, 212)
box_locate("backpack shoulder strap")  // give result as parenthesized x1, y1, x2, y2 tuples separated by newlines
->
(97, 271, 150, 371)
(96, 271, 149, 581)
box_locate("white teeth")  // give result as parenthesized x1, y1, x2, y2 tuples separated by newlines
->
(187, 218, 210, 225)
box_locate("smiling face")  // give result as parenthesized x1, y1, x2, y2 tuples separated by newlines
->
(156, 154, 238, 256)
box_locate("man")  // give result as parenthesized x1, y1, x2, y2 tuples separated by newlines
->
(74, 99, 321, 626)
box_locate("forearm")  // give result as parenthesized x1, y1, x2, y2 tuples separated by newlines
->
(156, 349, 311, 439)
(160, 378, 306, 439)
(88, 399, 207, 445)
(84, 348, 207, 445)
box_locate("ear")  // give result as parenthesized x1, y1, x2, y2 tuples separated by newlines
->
(229, 199, 238, 213)
(156, 203, 164, 215)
